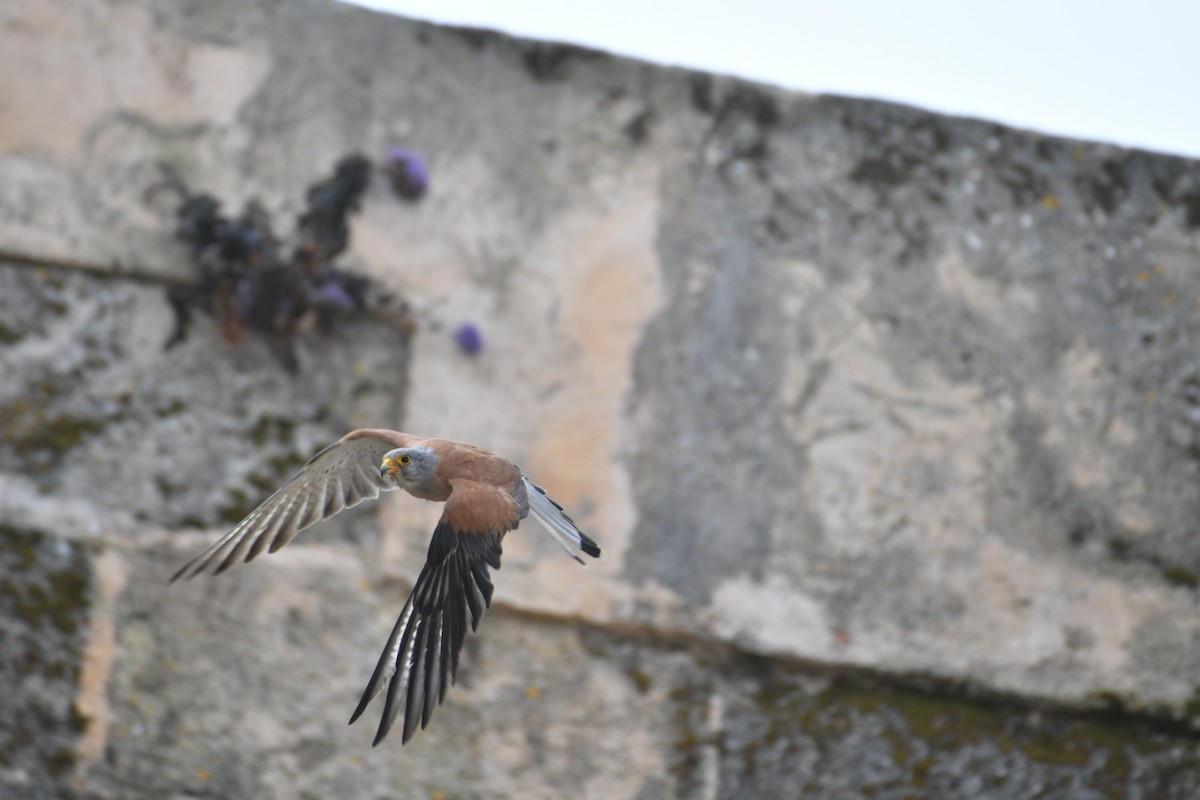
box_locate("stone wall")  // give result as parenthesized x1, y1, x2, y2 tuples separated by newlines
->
(3, 0, 1200, 797)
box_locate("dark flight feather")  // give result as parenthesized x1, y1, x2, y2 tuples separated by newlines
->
(349, 523, 504, 745)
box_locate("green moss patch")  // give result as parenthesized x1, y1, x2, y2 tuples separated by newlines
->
(664, 660, 1200, 798)
(0, 524, 97, 790)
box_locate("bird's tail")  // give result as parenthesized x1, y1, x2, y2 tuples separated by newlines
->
(523, 478, 601, 563)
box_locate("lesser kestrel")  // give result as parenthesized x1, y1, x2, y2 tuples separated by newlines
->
(171, 428, 600, 745)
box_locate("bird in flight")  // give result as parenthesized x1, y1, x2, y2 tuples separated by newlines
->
(171, 428, 600, 745)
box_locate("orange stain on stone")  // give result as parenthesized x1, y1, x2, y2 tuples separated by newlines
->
(74, 549, 127, 764)
(526, 193, 663, 562)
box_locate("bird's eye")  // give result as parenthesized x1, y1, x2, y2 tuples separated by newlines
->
(399, 454, 412, 465)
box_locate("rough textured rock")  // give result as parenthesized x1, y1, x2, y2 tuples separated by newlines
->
(0, 524, 94, 798)
(0, 262, 407, 532)
(3, 0, 1200, 797)
(7, 528, 1200, 800)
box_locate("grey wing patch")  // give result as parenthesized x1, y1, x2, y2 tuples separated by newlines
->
(170, 435, 398, 582)
(510, 475, 530, 520)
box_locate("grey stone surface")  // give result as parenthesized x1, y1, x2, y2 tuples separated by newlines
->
(0, 524, 94, 799)
(4, 0, 1200, 797)
(74, 539, 677, 800)
(0, 260, 407, 537)
(7, 528, 1200, 799)
(625, 94, 1200, 705)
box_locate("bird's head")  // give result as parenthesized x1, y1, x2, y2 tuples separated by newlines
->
(380, 446, 438, 491)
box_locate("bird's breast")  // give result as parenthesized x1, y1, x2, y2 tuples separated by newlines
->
(405, 485, 451, 502)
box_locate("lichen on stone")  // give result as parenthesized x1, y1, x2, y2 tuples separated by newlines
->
(660, 658, 1200, 798)
(0, 525, 96, 791)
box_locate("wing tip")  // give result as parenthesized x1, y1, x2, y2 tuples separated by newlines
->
(168, 556, 208, 583)
(369, 697, 401, 746)
(348, 697, 370, 727)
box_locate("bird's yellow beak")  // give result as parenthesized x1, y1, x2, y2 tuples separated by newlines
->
(380, 458, 400, 478)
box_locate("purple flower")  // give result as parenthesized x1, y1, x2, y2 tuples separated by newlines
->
(454, 322, 484, 355)
(383, 147, 429, 201)
(311, 281, 359, 311)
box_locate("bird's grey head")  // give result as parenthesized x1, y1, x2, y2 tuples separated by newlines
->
(380, 446, 438, 492)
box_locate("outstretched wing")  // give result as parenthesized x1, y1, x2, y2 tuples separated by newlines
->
(171, 429, 414, 581)
(350, 479, 518, 745)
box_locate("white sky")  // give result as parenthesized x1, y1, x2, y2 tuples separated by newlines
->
(342, 0, 1198, 160)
